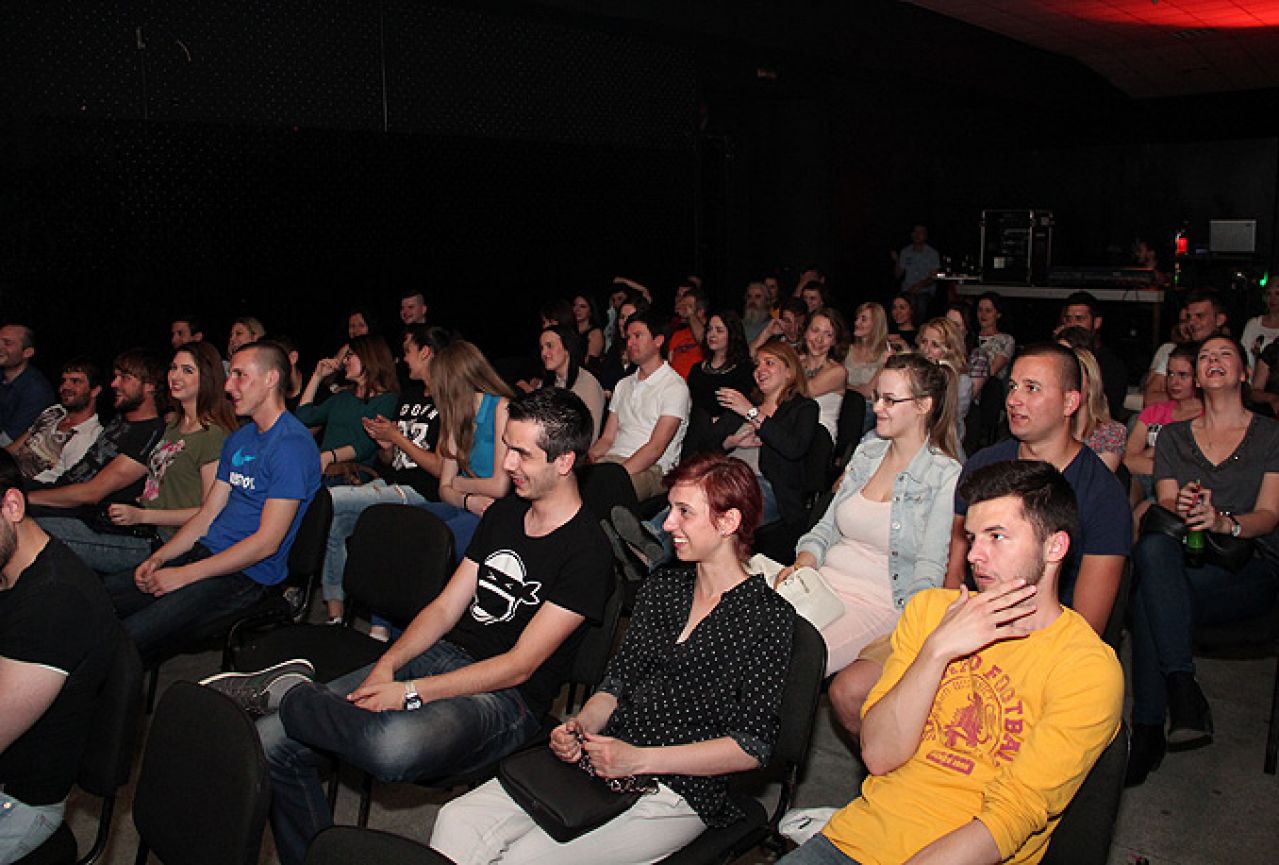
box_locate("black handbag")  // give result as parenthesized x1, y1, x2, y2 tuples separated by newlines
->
(1138, 503, 1256, 572)
(497, 744, 647, 843)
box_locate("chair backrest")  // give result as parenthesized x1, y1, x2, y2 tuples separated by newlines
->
(567, 571, 624, 704)
(834, 390, 867, 466)
(287, 487, 335, 584)
(1040, 723, 1129, 865)
(344, 504, 454, 627)
(78, 632, 143, 797)
(803, 426, 835, 496)
(773, 617, 828, 767)
(579, 462, 640, 521)
(306, 826, 452, 864)
(133, 682, 270, 865)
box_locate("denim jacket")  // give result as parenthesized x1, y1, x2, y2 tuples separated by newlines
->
(797, 436, 961, 611)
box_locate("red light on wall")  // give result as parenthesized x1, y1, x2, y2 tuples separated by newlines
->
(1176, 235, 1188, 256)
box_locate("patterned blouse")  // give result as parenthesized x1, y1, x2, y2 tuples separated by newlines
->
(598, 567, 794, 826)
(1084, 419, 1127, 459)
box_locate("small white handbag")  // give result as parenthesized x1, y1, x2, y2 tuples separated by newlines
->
(747, 554, 844, 630)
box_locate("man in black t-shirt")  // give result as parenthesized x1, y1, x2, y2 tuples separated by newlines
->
(0, 451, 120, 861)
(206, 388, 611, 865)
(28, 349, 165, 552)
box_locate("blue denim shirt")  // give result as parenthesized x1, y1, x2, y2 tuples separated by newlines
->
(797, 436, 961, 611)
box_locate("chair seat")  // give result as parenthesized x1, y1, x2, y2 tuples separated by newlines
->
(14, 823, 76, 865)
(655, 794, 767, 865)
(235, 624, 388, 683)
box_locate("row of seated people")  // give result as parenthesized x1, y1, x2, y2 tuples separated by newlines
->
(1, 281, 1275, 862)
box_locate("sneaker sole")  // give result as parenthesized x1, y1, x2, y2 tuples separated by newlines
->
(199, 657, 316, 687)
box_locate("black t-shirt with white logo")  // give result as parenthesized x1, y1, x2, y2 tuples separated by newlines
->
(384, 389, 440, 501)
(446, 496, 610, 716)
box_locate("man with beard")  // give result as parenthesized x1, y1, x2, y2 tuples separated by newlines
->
(202, 387, 609, 865)
(780, 460, 1122, 865)
(0, 324, 55, 447)
(0, 450, 120, 862)
(742, 280, 772, 344)
(28, 349, 165, 518)
(6, 358, 104, 485)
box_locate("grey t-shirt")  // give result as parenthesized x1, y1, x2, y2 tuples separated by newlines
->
(1154, 414, 1279, 563)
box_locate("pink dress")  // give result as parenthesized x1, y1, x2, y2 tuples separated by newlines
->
(818, 492, 901, 672)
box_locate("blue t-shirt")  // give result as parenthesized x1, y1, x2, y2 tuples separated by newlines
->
(955, 438, 1131, 605)
(202, 411, 321, 586)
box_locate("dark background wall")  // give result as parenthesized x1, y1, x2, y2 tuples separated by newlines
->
(4, 0, 1279, 380)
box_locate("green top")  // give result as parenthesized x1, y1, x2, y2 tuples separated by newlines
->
(295, 390, 398, 465)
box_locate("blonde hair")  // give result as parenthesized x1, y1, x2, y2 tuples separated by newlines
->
(431, 341, 514, 477)
(852, 302, 889, 361)
(1070, 346, 1111, 441)
(919, 317, 968, 373)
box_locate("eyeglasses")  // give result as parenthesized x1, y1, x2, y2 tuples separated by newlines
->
(872, 393, 916, 407)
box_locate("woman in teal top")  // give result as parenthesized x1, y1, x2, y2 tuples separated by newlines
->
(296, 334, 399, 480)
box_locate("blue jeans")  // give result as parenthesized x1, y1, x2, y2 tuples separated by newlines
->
(36, 515, 153, 575)
(103, 545, 270, 663)
(1130, 533, 1279, 725)
(419, 500, 480, 564)
(259, 640, 539, 865)
(777, 833, 861, 865)
(0, 794, 64, 865)
(322, 481, 429, 603)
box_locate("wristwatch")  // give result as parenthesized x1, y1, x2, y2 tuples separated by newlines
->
(1225, 513, 1243, 538)
(403, 680, 422, 711)
(746, 407, 760, 423)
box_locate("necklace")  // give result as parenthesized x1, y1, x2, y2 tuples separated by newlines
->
(803, 358, 825, 379)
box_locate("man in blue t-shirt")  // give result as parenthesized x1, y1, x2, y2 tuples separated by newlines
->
(104, 342, 320, 661)
(946, 343, 1131, 634)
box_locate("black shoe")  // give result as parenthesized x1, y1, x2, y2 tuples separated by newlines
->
(200, 659, 316, 718)
(599, 518, 647, 586)
(610, 506, 665, 568)
(1124, 723, 1166, 788)
(1166, 671, 1214, 751)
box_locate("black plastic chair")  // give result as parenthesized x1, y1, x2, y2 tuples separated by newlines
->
(142, 487, 334, 711)
(16, 634, 143, 865)
(833, 390, 867, 471)
(233, 504, 454, 683)
(1195, 601, 1279, 774)
(1041, 723, 1130, 865)
(578, 462, 639, 521)
(132, 681, 270, 865)
(657, 617, 827, 865)
(355, 570, 627, 827)
(306, 827, 452, 864)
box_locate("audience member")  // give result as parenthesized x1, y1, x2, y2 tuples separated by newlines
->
(946, 343, 1130, 635)
(1058, 291, 1130, 419)
(916, 316, 972, 426)
(169, 315, 206, 350)
(421, 340, 513, 562)
(749, 297, 806, 356)
(1145, 289, 1225, 405)
(532, 325, 605, 440)
(431, 452, 792, 865)
(799, 308, 849, 442)
(6, 358, 103, 485)
(975, 291, 1015, 381)
(209, 387, 610, 865)
(1057, 336, 1127, 473)
(945, 301, 989, 397)
(570, 293, 605, 370)
(785, 354, 960, 691)
(1126, 342, 1201, 511)
(0, 325, 55, 448)
(668, 286, 709, 379)
(1241, 282, 1279, 369)
(682, 310, 755, 458)
(296, 335, 399, 478)
(597, 292, 648, 396)
(103, 341, 320, 662)
(28, 350, 165, 520)
(885, 294, 917, 354)
(400, 290, 428, 327)
(539, 298, 574, 330)
(43, 343, 234, 575)
(1126, 335, 1279, 786)
(345, 307, 377, 340)
(800, 281, 831, 315)
(324, 325, 450, 626)
(891, 223, 940, 320)
(0, 450, 121, 863)
(227, 317, 266, 360)
(267, 334, 306, 410)
(741, 280, 772, 344)
(781, 460, 1122, 865)
(589, 309, 690, 501)
(845, 302, 889, 402)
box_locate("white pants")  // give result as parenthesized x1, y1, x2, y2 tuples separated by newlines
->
(430, 779, 705, 865)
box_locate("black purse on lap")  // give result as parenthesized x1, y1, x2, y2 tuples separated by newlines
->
(1138, 504, 1256, 572)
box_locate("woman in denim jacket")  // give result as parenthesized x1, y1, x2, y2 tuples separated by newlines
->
(779, 354, 961, 680)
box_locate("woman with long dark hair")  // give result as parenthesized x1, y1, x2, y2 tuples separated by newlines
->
(296, 334, 399, 477)
(537, 324, 605, 440)
(682, 310, 755, 457)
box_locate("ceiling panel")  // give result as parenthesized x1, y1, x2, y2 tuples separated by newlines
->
(903, 0, 1279, 97)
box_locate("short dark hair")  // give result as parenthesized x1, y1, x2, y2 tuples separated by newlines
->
(0, 449, 26, 505)
(1184, 288, 1225, 314)
(404, 324, 453, 355)
(506, 387, 593, 466)
(1062, 291, 1100, 318)
(1055, 325, 1096, 352)
(958, 459, 1079, 548)
(113, 348, 166, 387)
(62, 356, 102, 390)
(626, 307, 670, 347)
(685, 286, 710, 315)
(1015, 342, 1082, 393)
(400, 289, 426, 303)
(236, 341, 291, 396)
(780, 297, 807, 320)
(173, 314, 204, 336)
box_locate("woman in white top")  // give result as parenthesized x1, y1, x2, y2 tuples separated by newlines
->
(536, 324, 605, 442)
(798, 308, 848, 442)
(1241, 283, 1279, 370)
(975, 291, 1015, 381)
(844, 302, 889, 401)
